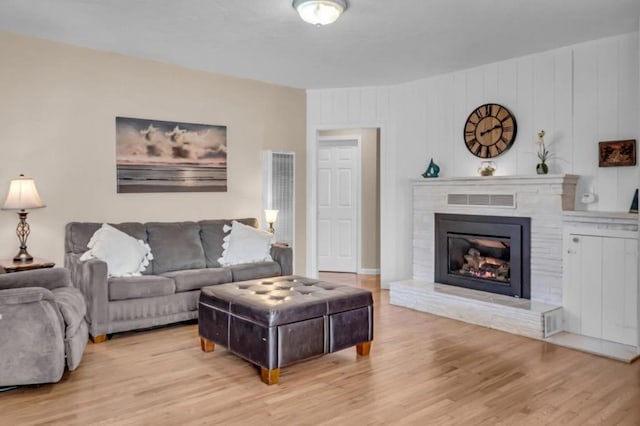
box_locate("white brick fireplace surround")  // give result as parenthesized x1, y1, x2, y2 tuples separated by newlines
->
(390, 174, 639, 362)
(412, 174, 577, 304)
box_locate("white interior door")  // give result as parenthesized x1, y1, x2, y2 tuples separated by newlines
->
(317, 139, 359, 273)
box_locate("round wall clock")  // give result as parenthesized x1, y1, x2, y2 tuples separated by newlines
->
(463, 103, 517, 158)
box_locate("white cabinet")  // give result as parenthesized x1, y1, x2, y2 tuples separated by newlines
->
(563, 227, 638, 346)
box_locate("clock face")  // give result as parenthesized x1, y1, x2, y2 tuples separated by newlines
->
(464, 103, 517, 158)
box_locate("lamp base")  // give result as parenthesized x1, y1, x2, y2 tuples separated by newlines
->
(13, 211, 34, 262)
(13, 248, 34, 263)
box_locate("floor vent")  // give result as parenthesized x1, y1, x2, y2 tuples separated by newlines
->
(447, 193, 516, 208)
(543, 309, 563, 338)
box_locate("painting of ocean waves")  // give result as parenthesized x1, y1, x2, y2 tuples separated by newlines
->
(116, 116, 228, 193)
(117, 164, 227, 193)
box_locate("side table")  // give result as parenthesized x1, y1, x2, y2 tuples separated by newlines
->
(0, 258, 55, 274)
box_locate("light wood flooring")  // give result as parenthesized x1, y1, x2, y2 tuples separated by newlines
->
(3, 273, 640, 425)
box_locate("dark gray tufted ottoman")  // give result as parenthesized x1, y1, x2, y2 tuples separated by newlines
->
(198, 275, 373, 384)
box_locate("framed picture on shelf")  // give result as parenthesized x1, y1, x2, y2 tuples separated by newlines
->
(598, 139, 636, 167)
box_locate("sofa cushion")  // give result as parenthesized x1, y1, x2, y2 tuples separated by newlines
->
(146, 222, 206, 274)
(52, 287, 87, 338)
(218, 221, 274, 266)
(229, 261, 282, 282)
(108, 276, 176, 301)
(199, 218, 258, 268)
(65, 222, 147, 254)
(162, 268, 233, 293)
(80, 224, 153, 277)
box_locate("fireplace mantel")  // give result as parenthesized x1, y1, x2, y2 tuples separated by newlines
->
(412, 173, 579, 305)
(413, 174, 579, 187)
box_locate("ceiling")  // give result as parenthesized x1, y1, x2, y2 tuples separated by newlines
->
(1, 0, 639, 89)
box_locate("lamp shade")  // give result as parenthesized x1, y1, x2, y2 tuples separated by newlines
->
(264, 209, 279, 224)
(2, 175, 46, 210)
(293, 0, 347, 26)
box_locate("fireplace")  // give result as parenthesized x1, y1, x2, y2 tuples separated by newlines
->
(434, 213, 531, 298)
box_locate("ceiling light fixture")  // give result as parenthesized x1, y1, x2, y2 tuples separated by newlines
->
(293, 0, 347, 26)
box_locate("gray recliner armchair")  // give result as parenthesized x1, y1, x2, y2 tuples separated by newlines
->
(0, 268, 88, 386)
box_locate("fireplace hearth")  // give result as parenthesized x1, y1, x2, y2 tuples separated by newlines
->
(435, 213, 530, 298)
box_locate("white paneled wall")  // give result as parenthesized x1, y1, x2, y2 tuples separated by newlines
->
(308, 32, 639, 287)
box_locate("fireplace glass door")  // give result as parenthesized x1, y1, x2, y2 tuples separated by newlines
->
(435, 213, 530, 299)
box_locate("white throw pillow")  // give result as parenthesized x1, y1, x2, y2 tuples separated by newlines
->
(218, 220, 274, 266)
(79, 224, 153, 277)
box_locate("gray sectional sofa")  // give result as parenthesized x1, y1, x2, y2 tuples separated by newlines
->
(65, 218, 292, 342)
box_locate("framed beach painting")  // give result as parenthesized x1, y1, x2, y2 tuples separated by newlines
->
(116, 117, 227, 193)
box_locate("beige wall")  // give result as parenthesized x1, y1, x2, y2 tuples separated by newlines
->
(318, 128, 380, 270)
(0, 32, 306, 273)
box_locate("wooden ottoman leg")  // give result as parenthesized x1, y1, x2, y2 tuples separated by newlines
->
(356, 341, 372, 356)
(260, 367, 280, 385)
(200, 337, 215, 352)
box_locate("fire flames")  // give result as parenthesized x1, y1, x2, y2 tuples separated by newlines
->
(459, 248, 509, 282)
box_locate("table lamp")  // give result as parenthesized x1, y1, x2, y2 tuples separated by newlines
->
(264, 209, 279, 234)
(2, 174, 46, 262)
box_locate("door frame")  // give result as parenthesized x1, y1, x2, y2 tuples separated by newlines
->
(316, 135, 362, 273)
(308, 125, 384, 279)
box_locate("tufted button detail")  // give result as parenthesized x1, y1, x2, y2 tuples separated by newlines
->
(269, 295, 286, 301)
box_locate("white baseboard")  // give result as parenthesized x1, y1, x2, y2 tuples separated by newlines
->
(358, 268, 380, 275)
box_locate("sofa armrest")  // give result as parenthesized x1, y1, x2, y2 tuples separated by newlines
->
(0, 287, 65, 386)
(65, 253, 108, 336)
(0, 268, 72, 292)
(0, 287, 54, 305)
(270, 244, 292, 276)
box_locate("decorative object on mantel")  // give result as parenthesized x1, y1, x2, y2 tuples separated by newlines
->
(598, 139, 636, 167)
(477, 161, 497, 176)
(630, 189, 638, 214)
(2, 174, 46, 262)
(464, 103, 517, 159)
(535, 130, 549, 175)
(580, 192, 597, 204)
(116, 116, 227, 193)
(421, 158, 440, 178)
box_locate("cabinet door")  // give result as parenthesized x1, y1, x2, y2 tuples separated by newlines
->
(602, 238, 638, 346)
(576, 235, 604, 339)
(564, 230, 638, 346)
(564, 234, 589, 335)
